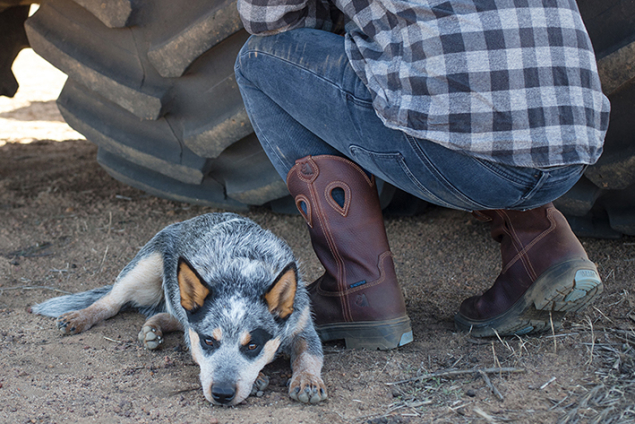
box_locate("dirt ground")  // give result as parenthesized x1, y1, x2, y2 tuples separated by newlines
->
(1, 51, 634, 424)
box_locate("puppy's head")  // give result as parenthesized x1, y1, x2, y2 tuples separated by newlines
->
(177, 257, 298, 406)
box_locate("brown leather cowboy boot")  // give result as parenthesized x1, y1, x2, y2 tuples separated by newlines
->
(287, 155, 412, 350)
(455, 203, 603, 337)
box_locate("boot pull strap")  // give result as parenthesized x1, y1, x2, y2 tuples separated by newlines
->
(294, 194, 313, 228)
(325, 182, 351, 217)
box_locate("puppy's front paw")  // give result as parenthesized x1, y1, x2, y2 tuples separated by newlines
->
(289, 371, 328, 404)
(250, 372, 269, 396)
(138, 325, 164, 350)
(57, 311, 89, 335)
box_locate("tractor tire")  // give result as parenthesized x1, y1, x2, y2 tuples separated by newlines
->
(0, 4, 30, 97)
(554, 0, 635, 238)
(24, 0, 290, 210)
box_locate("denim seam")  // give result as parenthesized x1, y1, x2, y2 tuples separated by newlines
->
(403, 135, 490, 210)
(238, 49, 372, 107)
(349, 145, 461, 210)
(468, 156, 538, 187)
(235, 67, 296, 175)
(507, 171, 549, 209)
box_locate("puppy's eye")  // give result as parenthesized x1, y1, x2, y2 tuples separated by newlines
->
(240, 328, 271, 358)
(203, 338, 220, 349)
(240, 341, 262, 358)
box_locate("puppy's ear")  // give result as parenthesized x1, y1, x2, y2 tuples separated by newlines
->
(178, 257, 210, 312)
(264, 264, 297, 320)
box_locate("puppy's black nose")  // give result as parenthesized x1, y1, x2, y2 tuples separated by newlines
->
(211, 382, 236, 405)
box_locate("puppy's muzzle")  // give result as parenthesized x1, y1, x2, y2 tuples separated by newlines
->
(211, 382, 236, 405)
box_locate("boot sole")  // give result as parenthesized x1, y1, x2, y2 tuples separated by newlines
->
(454, 259, 603, 338)
(316, 316, 413, 350)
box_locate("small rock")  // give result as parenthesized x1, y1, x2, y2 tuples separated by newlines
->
(466, 389, 476, 397)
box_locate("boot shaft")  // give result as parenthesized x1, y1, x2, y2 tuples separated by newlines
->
(474, 204, 589, 282)
(287, 155, 408, 325)
(287, 155, 393, 293)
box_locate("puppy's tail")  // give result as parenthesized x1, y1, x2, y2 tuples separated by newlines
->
(29, 285, 113, 317)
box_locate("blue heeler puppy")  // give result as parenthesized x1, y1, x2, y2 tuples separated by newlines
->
(31, 213, 327, 406)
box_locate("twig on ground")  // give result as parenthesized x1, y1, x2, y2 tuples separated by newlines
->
(549, 395, 569, 410)
(0, 285, 72, 294)
(540, 377, 557, 390)
(550, 311, 557, 354)
(386, 367, 525, 385)
(593, 306, 614, 324)
(515, 335, 529, 359)
(493, 328, 512, 352)
(603, 327, 635, 338)
(99, 245, 109, 273)
(557, 384, 605, 424)
(473, 407, 497, 423)
(586, 316, 595, 366)
(479, 369, 504, 401)
(170, 387, 199, 396)
(450, 355, 464, 369)
(491, 341, 502, 373)
(544, 333, 579, 338)
(611, 334, 635, 347)
(355, 399, 431, 423)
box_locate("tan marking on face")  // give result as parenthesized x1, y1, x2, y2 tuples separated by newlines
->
(188, 329, 202, 365)
(239, 330, 251, 346)
(233, 336, 281, 405)
(262, 337, 281, 364)
(212, 327, 222, 342)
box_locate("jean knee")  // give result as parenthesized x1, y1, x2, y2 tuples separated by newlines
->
(234, 35, 261, 85)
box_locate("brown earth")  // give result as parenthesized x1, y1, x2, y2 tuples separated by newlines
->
(1, 50, 634, 424)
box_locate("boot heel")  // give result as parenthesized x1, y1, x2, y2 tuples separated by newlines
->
(317, 317, 413, 350)
(532, 260, 603, 313)
(455, 259, 603, 338)
(456, 205, 603, 338)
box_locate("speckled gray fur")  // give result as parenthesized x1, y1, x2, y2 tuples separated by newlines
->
(31, 213, 326, 405)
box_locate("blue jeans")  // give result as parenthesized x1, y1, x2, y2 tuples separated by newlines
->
(234, 29, 585, 211)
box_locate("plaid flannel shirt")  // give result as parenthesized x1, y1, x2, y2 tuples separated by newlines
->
(237, 0, 610, 168)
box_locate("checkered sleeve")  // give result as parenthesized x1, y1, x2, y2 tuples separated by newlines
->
(238, 0, 339, 35)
